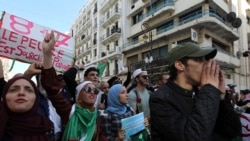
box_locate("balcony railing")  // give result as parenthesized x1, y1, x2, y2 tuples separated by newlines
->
(100, 27, 121, 44)
(123, 9, 236, 48)
(131, 57, 168, 71)
(100, 8, 121, 27)
(145, 0, 174, 18)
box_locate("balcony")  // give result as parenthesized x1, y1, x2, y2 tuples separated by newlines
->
(77, 47, 91, 59)
(77, 18, 91, 36)
(143, 0, 175, 23)
(84, 17, 91, 29)
(86, 60, 91, 64)
(100, 8, 121, 28)
(131, 57, 168, 73)
(92, 56, 97, 62)
(100, 27, 121, 45)
(102, 46, 122, 60)
(123, 9, 239, 51)
(100, 0, 117, 12)
(215, 49, 240, 69)
(90, 47, 122, 64)
(78, 33, 91, 46)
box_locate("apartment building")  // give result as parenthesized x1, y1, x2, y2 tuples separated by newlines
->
(123, 0, 250, 90)
(72, 0, 250, 90)
(71, 0, 123, 81)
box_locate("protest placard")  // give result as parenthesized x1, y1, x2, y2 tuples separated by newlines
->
(0, 11, 75, 71)
(121, 112, 145, 138)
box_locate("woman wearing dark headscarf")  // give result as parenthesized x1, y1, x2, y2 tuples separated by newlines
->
(0, 76, 54, 141)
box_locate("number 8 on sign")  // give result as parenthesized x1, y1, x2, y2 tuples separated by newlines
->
(9, 15, 34, 35)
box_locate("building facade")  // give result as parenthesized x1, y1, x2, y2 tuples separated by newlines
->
(71, 0, 250, 90)
(71, 0, 124, 81)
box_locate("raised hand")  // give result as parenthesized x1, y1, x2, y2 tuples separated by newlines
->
(42, 31, 58, 69)
(23, 62, 43, 79)
(218, 69, 226, 99)
(200, 59, 220, 89)
(42, 31, 57, 55)
(126, 61, 131, 71)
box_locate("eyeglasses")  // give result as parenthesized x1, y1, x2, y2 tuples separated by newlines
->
(140, 75, 149, 80)
(82, 86, 99, 95)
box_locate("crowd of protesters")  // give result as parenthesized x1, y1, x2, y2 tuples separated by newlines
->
(1, 31, 250, 141)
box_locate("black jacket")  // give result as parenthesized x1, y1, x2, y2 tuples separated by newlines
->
(149, 80, 241, 141)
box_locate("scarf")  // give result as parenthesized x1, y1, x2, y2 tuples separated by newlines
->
(106, 84, 127, 115)
(0, 76, 53, 141)
(62, 104, 98, 141)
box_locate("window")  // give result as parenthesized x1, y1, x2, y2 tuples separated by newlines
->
(94, 49, 97, 56)
(114, 40, 119, 46)
(93, 33, 97, 45)
(159, 46, 168, 57)
(115, 22, 119, 29)
(78, 49, 80, 55)
(114, 60, 119, 74)
(127, 55, 138, 64)
(107, 11, 110, 19)
(132, 11, 143, 25)
(105, 63, 110, 76)
(93, 3, 97, 14)
(115, 4, 119, 12)
(132, 36, 139, 44)
(106, 27, 110, 37)
(107, 45, 110, 51)
(142, 46, 168, 59)
(81, 34, 85, 40)
(94, 18, 97, 28)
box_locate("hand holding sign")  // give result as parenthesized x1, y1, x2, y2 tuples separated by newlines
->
(117, 129, 125, 141)
(0, 12, 75, 71)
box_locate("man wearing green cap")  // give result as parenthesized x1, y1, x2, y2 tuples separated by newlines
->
(149, 42, 241, 141)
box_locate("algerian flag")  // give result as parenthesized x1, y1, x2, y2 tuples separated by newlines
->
(97, 59, 111, 77)
(239, 113, 250, 141)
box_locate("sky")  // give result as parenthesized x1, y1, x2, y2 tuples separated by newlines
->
(0, 0, 88, 78)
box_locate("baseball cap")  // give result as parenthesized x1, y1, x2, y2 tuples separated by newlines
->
(133, 68, 147, 78)
(167, 42, 217, 66)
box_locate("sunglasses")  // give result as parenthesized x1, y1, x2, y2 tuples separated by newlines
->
(82, 86, 99, 95)
(140, 75, 149, 79)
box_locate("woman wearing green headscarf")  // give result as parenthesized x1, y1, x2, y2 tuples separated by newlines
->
(61, 81, 99, 141)
(40, 31, 100, 141)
